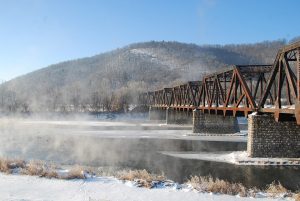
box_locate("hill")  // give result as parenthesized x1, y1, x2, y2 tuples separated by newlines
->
(0, 40, 287, 113)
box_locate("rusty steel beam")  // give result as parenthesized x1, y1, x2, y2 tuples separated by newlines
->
(296, 48, 300, 124)
(280, 41, 300, 53)
(196, 65, 269, 117)
(258, 42, 300, 123)
(143, 41, 300, 124)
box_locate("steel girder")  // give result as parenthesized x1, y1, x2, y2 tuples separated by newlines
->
(259, 41, 300, 123)
(143, 41, 300, 124)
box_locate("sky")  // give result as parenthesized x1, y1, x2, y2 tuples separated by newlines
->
(0, 0, 299, 81)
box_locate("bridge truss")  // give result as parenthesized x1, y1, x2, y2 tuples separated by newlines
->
(140, 41, 300, 124)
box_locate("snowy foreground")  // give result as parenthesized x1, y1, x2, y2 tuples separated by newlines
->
(0, 173, 287, 201)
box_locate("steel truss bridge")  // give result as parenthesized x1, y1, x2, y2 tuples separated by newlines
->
(140, 41, 300, 124)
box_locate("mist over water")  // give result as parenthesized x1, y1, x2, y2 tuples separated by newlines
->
(0, 114, 240, 166)
(0, 114, 299, 190)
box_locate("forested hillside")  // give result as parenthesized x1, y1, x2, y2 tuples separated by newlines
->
(0, 40, 288, 113)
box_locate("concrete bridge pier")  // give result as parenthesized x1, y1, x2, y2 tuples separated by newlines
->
(166, 108, 192, 125)
(247, 113, 300, 158)
(193, 109, 240, 134)
(149, 106, 166, 121)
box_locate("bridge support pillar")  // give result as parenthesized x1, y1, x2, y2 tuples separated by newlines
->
(149, 106, 166, 121)
(166, 108, 192, 125)
(193, 109, 240, 134)
(247, 113, 300, 158)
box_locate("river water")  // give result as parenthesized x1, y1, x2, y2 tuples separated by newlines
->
(0, 117, 299, 190)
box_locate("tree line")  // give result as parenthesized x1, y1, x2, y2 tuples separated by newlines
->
(0, 39, 294, 114)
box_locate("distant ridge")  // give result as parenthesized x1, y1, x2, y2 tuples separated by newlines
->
(0, 40, 288, 113)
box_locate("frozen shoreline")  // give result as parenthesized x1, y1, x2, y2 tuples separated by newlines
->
(0, 173, 283, 201)
(161, 151, 300, 166)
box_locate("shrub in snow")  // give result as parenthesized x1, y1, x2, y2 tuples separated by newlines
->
(294, 193, 300, 201)
(265, 181, 290, 198)
(187, 175, 247, 197)
(0, 158, 25, 174)
(62, 167, 86, 180)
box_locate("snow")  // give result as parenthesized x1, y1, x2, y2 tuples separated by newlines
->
(161, 151, 300, 166)
(263, 104, 295, 109)
(249, 112, 257, 116)
(0, 173, 279, 201)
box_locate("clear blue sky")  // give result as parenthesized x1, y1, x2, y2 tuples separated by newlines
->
(0, 0, 299, 81)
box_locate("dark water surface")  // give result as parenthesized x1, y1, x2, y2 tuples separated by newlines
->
(0, 119, 299, 190)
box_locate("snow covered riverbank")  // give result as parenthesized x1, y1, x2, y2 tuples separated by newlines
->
(0, 173, 287, 201)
